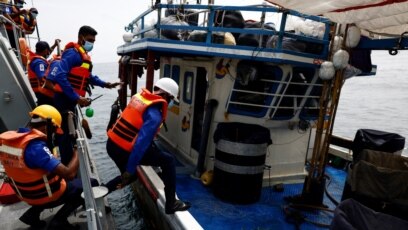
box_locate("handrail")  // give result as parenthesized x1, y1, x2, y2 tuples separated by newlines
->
(0, 15, 24, 65)
(227, 76, 322, 114)
(270, 70, 293, 119)
(125, 3, 331, 60)
(0, 15, 23, 31)
(74, 108, 105, 230)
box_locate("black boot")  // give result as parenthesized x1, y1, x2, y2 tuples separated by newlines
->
(165, 200, 191, 214)
(164, 187, 175, 213)
(48, 201, 82, 230)
(102, 176, 121, 194)
(19, 206, 46, 228)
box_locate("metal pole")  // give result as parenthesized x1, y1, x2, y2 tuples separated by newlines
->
(35, 24, 40, 41)
(76, 135, 100, 230)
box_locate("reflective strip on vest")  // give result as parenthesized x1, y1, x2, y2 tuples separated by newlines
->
(43, 175, 52, 197)
(11, 176, 62, 199)
(81, 62, 90, 69)
(0, 144, 23, 157)
(10, 177, 23, 197)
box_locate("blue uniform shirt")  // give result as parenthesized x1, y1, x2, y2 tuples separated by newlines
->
(19, 128, 60, 172)
(47, 47, 107, 101)
(30, 58, 48, 80)
(1, 6, 11, 15)
(126, 104, 162, 175)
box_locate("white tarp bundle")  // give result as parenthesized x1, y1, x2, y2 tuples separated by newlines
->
(264, 0, 408, 38)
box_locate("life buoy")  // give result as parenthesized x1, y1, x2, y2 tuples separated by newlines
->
(18, 38, 29, 66)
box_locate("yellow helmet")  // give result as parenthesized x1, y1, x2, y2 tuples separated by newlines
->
(30, 105, 63, 133)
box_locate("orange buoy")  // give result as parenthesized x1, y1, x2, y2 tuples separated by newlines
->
(200, 170, 214, 186)
(18, 38, 29, 66)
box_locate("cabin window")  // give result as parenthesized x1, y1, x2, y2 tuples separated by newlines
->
(172, 65, 180, 84)
(163, 64, 171, 78)
(183, 71, 194, 104)
(227, 64, 281, 118)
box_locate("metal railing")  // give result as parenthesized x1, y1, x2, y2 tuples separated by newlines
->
(226, 73, 323, 119)
(125, 3, 332, 61)
(0, 15, 24, 66)
(71, 109, 107, 230)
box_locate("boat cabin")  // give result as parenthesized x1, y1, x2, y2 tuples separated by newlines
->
(116, 3, 335, 185)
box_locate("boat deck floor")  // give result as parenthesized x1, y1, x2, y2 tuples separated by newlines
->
(173, 163, 346, 230)
(0, 201, 89, 230)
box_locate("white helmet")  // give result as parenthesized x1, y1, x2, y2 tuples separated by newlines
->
(154, 77, 179, 102)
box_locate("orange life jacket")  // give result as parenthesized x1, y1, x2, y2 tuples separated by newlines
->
(5, 7, 22, 30)
(54, 42, 92, 97)
(0, 129, 67, 206)
(27, 50, 49, 94)
(39, 55, 63, 98)
(107, 88, 168, 152)
(20, 14, 36, 34)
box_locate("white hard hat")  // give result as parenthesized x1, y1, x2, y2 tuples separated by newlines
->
(154, 77, 179, 102)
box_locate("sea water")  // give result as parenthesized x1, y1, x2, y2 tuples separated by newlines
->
(89, 50, 408, 229)
(334, 50, 408, 155)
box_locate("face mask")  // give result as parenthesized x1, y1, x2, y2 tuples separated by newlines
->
(167, 100, 174, 109)
(31, 13, 38, 18)
(16, 3, 23, 8)
(83, 40, 94, 52)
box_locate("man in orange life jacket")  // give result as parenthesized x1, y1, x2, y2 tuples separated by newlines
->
(5, 0, 26, 49)
(105, 77, 191, 214)
(27, 40, 59, 106)
(0, 105, 99, 229)
(47, 25, 121, 165)
(20, 7, 37, 34)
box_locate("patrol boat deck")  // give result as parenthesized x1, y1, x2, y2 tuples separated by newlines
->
(0, 13, 115, 230)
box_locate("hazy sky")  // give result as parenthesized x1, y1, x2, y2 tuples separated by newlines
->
(24, 0, 265, 63)
(24, 0, 146, 63)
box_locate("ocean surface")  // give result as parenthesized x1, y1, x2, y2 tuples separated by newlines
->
(89, 50, 408, 229)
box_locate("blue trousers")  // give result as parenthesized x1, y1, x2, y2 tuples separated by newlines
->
(53, 93, 78, 166)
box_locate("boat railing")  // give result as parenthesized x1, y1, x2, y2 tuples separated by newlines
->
(123, 3, 332, 63)
(226, 72, 323, 120)
(0, 14, 24, 66)
(328, 135, 353, 161)
(71, 108, 107, 230)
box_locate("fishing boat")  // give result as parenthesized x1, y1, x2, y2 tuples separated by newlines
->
(0, 4, 115, 229)
(114, 1, 408, 229)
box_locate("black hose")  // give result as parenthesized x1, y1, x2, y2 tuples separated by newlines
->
(194, 99, 218, 177)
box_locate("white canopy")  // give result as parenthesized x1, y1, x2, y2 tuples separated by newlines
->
(265, 0, 408, 38)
